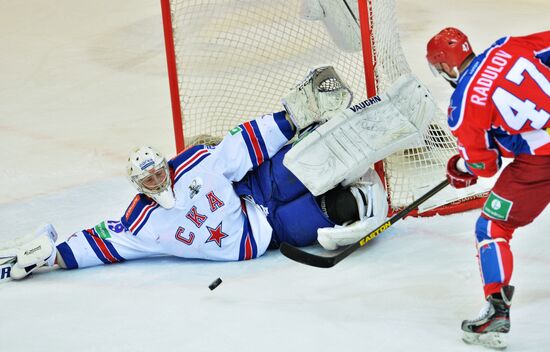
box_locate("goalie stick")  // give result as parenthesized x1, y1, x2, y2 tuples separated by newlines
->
(279, 179, 449, 268)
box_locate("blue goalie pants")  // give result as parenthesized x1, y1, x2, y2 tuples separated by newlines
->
(234, 144, 334, 248)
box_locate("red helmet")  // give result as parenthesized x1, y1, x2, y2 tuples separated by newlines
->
(426, 27, 473, 69)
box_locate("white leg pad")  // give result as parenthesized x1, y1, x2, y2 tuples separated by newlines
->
(283, 74, 438, 196)
(8, 224, 58, 280)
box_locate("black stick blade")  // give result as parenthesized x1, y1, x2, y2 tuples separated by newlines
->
(279, 242, 337, 268)
(279, 180, 449, 269)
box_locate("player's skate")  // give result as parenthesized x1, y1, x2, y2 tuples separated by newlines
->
(461, 285, 514, 349)
(317, 169, 388, 250)
(0, 224, 58, 280)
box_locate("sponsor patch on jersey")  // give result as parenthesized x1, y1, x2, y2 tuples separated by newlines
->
(125, 195, 141, 220)
(229, 126, 242, 135)
(483, 192, 513, 221)
(94, 221, 112, 239)
(467, 161, 485, 170)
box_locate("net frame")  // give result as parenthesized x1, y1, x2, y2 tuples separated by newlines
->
(356, 0, 486, 215)
(160, 0, 487, 215)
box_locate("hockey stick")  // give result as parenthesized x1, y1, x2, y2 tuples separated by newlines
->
(280, 179, 449, 268)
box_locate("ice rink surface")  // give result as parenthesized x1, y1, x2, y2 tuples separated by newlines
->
(1, 1, 549, 351)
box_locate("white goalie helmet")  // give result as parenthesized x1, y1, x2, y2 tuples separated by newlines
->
(126, 146, 175, 209)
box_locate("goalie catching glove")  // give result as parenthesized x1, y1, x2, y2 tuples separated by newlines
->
(282, 65, 353, 131)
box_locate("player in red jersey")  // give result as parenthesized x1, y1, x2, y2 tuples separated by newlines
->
(427, 28, 550, 349)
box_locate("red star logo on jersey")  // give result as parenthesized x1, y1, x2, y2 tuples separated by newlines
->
(447, 103, 460, 128)
(205, 222, 228, 247)
(447, 104, 456, 117)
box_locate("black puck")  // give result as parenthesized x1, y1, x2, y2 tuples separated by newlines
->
(209, 277, 222, 290)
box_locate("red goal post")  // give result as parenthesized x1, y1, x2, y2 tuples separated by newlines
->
(159, 0, 487, 216)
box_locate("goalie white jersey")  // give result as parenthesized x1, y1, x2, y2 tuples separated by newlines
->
(56, 112, 296, 269)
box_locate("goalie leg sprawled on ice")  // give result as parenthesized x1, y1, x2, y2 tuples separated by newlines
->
(1, 66, 439, 282)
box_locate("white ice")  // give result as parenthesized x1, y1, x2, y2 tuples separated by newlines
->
(1, 1, 549, 351)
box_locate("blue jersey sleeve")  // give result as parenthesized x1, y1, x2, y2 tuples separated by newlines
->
(536, 48, 550, 67)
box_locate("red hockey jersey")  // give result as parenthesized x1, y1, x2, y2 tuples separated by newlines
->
(448, 31, 550, 177)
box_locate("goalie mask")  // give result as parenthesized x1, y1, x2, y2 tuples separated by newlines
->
(126, 146, 175, 209)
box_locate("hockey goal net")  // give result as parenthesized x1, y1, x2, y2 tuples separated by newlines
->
(160, 0, 488, 215)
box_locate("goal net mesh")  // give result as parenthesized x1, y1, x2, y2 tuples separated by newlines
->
(163, 0, 486, 211)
